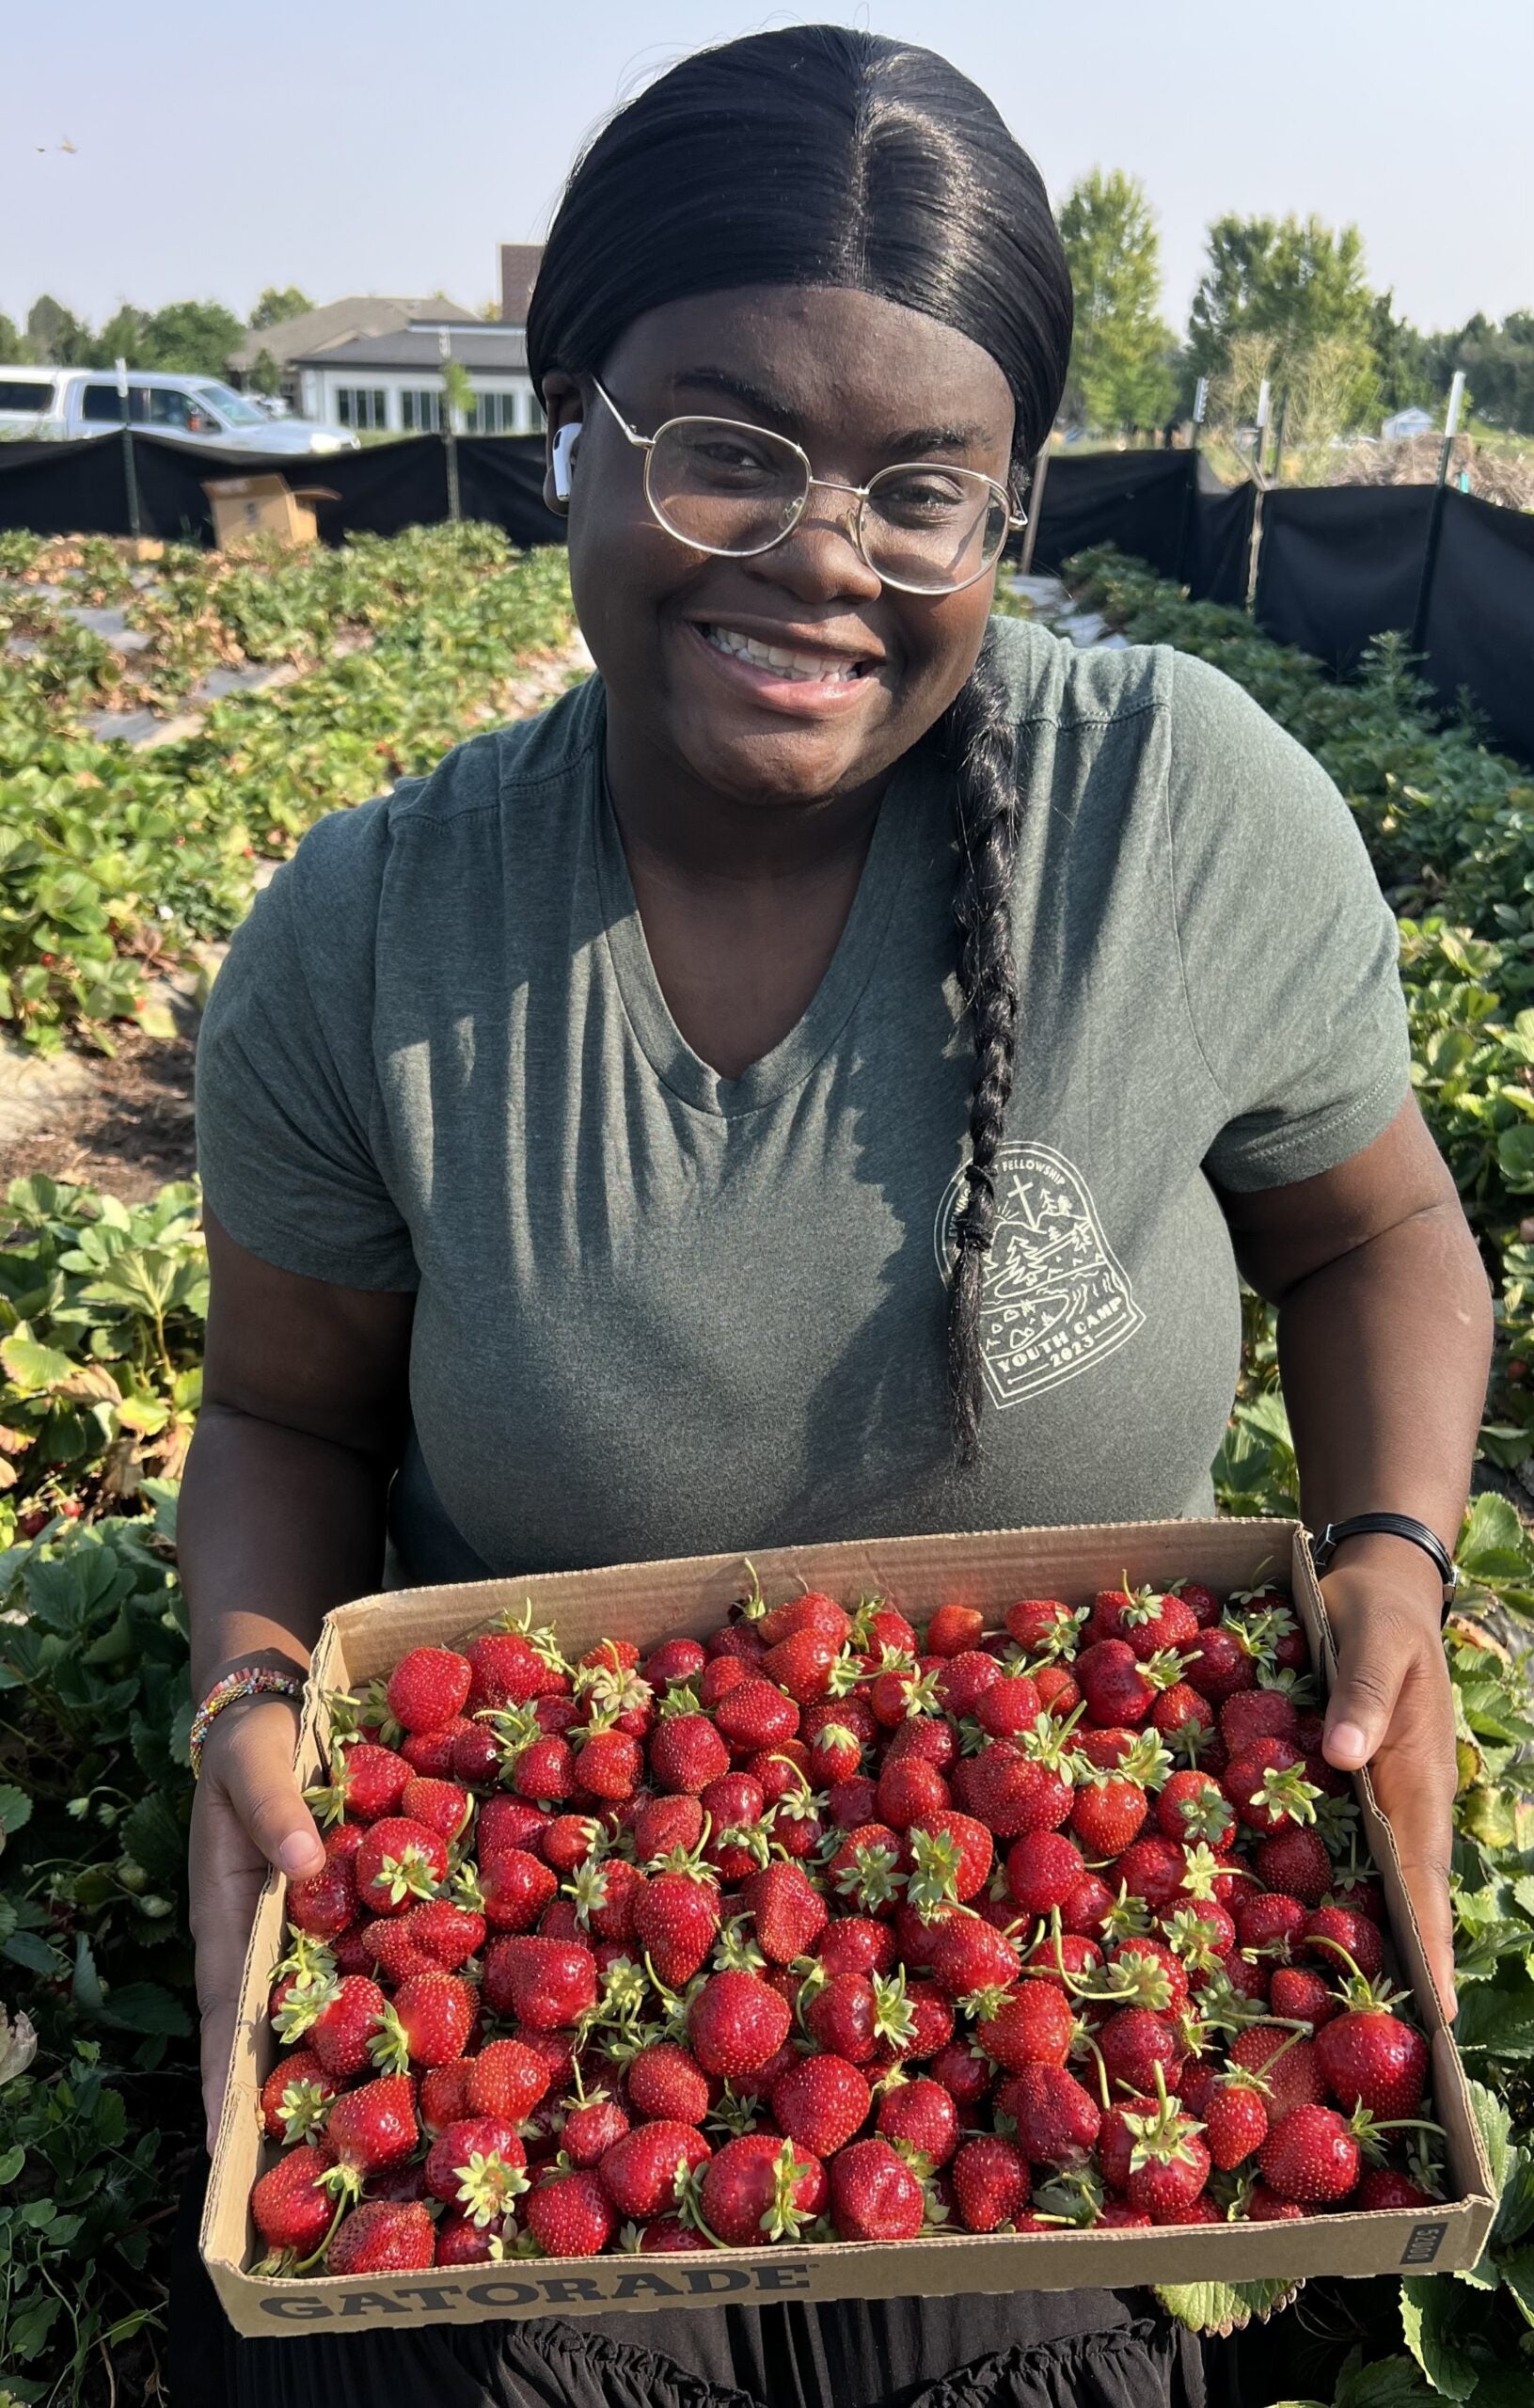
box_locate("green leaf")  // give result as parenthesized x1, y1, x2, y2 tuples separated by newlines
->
(1500, 2242, 1534, 2327)
(2, 1930, 66, 1977)
(1334, 2361, 1439, 2408)
(1459, 1493, 1534, 1582)
(98, 1982, 192, 2036)
(1466, 2075, 1514, 2203)
(1151, 2278, 1298, 2334)
(1400, 2273, 1482, 2399)
(0, 1784, 31, 1836)
(1453, 1971, 1534, 2055)
(119, 1789, 184, 1886)
(0, 2143, 24, 2183)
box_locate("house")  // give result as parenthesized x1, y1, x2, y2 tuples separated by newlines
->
(286, 320, 542, 438)
(227, 296, 482, 411)
(1382, 404, 1438, 441)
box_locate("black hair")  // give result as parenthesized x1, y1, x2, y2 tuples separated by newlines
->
(528, 25, 1073, 1465)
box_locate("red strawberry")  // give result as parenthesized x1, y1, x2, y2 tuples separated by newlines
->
(1112, 1836, 1187, 1914)
(1202, 2073, 1270, 2168)
(1121, 2086, 1210, 2223)
(1099, 2007, 1181, 2096)
(632, 1861, 721, 1986)
(1221, 1690, 1299, 1752)
(976, 1673, 1044, 1738)
(1004, 1832, 1086, 1916)
(1150, 1683, 1217, 1757)
(1170, 1580, 1223, 1627)
(1254, 1828, 1332, 1905)
(561, 2090, 631, 2167)
(354, 1815, 448, 1915)
(828, 1774, 880, 1830)
(1356, 2167, 1434, 2210)
(877, 2074, 959, 2166)
(1004, 1598, 1079, 1654)
(286, 1974, 384, 2078)
(744, 1861, 828, 1963)
(816, 1917, 895, 1978)
(971, 1979, 1073, 2072)
(713, 1680, 799, 1753)
(829, 2137, 925, 2240)
(928, 2036, 992, 2110)
(467, 1629, 565, 1711)
(315, 1739, 412, 1823)
(1303, 1907, 1384, 1983)
(451, 1722, 503, 1784)
(286, 1851, 357, 1941)
(699, 2133, 825, 2244)
(434, 2212, 503, 2265)
(771, 2052, 871, 2155)
(1069, 1773, 1148, 1858)
(1235, 1892, 1307, 1958)
(327, 2196, 435, 2273)
(574, 1725, 642, 1800)
(1183, 1625, 1258, 1704)
(251, 2140, 340, 2257)
(260, 2049, 338, 2143)
(401, 1719, 470, 1777)
(1076, 1640, 1155, 1726)
(1246, 2182, 1308, 2221)
(465, 2037, 554, 2121)
(1035, 1665, 1083, 1718)
(952, 2133, 1030, 2231)
(997, 2064, 1100, 2168)
(570, 1855, 646, 1943)
(1257, 2102, 1360, 2205)
(478, 1847, 558, 1933)
(1224, 1739, 1319, 1836)
(758, 1592, 851, 1649)
(699, 1656, 751, 1708)
(511, 1733, 576, 1803)
(424, 2115, 528, 2209)
(482, 1934, 596, 2029)
(688, 1970, 792, 2078)
(632, 1794, 704, 1861)
(958, 1735, 1075, 1838)
(626, 2041, 712, 2125)
(598, 2121, 712, 2221)
(934, 1650, 1001, 1718)
(527, 2164, 615, 2257)
(762, 1628, 841, 1703)
(926, 1914, 1020, 2000)
(386, 1646, 472, 1734)
(926, 1604, 985, 1657)
(419, 2061, 475, 2131)
(1156, 1770, 1235, 1850)
(327, 2073, 419, 2188)
(1229, 2028, 1327, 2115)
(650, 1712, 731, 1796)
(1117, 1590, 1199, 1661)
(828, 1823, 907, 1917)
(1316, 2007, 1428, 2119)
(1270, 1967, 1336, 2027)
(877, 1757, 951, 1830)
(805, 1972, 881, 2064)
(370, 1971, 473, 2070)
(643, 1636, 708, 1686)
(397, 1775, 470, 1843)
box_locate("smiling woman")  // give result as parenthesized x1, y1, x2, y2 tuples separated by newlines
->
(176, 22, 1489, 2408)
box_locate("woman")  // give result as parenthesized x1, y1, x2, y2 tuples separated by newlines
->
(176, 26, 1488, 2408)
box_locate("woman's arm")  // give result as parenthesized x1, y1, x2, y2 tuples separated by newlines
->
(1220, 1097, 1494, 2018)
(182, 1210, 415, 2146)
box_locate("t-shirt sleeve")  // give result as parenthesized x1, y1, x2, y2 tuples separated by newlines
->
(1166, 647, 1411, 1192)
(195, 796, 420, 1290)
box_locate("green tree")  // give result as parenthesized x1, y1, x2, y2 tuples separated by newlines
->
(0, 312, 29, 364)
(1368, 289, 1436, 418)
(136, 299, 246, 379)
(248, 284, 314, 331)
(1056, 169, 1177, 433)
(24, 293, 91, 366)
(1186, 214, 1379, 431)
(1447, 312, 1534, 434)
(248, 347, 285, 398)
(94, 303, 151, 371)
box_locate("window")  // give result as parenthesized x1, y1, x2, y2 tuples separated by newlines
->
(146, 388, 201, 432)
(467, 388, 518, 435)
(81, 382, 132, 424)
(195, 380, 267, 428)
(0, 380, 55, 413)
(401, 388, 442, 433)
(336, 387, 388, 431)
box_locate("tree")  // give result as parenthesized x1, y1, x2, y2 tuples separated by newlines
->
(1186, 214, 1379, 431)
(94, 304, 151, 371)
(24, 293, 91, 366)
(248, 285, 314, 332)
(0, 314, 27, 365)
(1368, 291, 1436, 419)
(248, 348, 285, 398)
(136, 299, 246, 379)
(1056, 169, 1177, 433)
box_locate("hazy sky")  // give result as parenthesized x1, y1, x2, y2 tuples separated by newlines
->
(6, 2, 1530, 338)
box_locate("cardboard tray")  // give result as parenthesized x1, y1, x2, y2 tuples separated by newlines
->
(202, 1518, 1495, 2337)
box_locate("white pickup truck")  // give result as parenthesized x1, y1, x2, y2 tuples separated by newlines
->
(0, 366, 358, 454)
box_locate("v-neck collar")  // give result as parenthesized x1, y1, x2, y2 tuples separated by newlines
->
(590, 685, 925, 1119)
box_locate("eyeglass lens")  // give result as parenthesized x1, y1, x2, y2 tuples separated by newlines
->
(645, 419, 1009, 592)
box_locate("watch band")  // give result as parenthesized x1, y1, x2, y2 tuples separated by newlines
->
(1310, 1513, 1459, 1617)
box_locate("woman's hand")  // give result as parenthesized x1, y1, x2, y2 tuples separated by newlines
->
(189, 1696, 326, 2154)
(1318, 1536, 1459, 2020)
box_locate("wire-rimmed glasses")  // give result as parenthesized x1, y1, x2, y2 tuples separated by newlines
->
(587, 376, 1026, 595)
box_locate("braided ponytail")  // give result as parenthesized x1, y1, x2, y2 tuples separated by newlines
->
(941, 638, 1023, 1466)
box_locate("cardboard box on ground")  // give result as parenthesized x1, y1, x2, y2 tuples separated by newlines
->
(202, 1518, 1496, 2338)
(201, 473, 340, 553)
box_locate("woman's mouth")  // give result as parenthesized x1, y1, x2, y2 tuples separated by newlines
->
(685, 621, 881, 713)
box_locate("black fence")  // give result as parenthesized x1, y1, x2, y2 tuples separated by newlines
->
(2, 427, 1529, 766)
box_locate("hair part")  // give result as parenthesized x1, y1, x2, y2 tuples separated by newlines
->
(528, 24, 1071, 1463)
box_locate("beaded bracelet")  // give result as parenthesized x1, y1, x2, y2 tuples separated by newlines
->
(190, 1665, 306, 1780)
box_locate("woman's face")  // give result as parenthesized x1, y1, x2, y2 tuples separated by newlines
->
(542, 285, 1018, 811)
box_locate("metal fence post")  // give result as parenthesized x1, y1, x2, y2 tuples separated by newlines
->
(1243, 381, 1272, 614)
(438, 329, 461, 524)
(1408, 370, 1465, 658)
(115, 356, 141, 543)
(1016, 438, 1051, 578)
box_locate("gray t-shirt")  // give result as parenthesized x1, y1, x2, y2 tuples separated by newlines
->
(196, 613, 1409, 1583)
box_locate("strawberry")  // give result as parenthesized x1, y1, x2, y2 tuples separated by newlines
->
(1156, 1770, 1234, 1850)
(762, 1628, 841, 1703)
(251, 2140, 340, 2258)
(569, 1855, 646, 1942)
(649, 1712, 731, 1796)
(1034, 1665, 1083, 1718)
(1004, 1832, 1085, 1916)
(1257, 2101, 1361, 2205)
(877, 2074, 959, 2166)
(511, 1733, 576, 1802)
(434, 2211, 505, 2265)
(285, 1851, 357, 1941)
(1099, 2007, 1181, 2096)
(310, 1739, 412, 1824)
(925, 1913, 1020, 1999)
(632, 1858, 721, 1986)
(713, 1680, 799, 1752)
(482, 1934, 596, 2029)
(1356, 2166, 1435, 2210)
(424, 2115, 528, 2209)
(1170, 1579, 1223, 1627)
(925, 1604, 985, 1656)
(705, 1620, 767, 1667)
(829, 1822, 907, 1916)
(1201, 2072, 1270, 2168)
(1183, 1625, 1259, 1704)
(626, 2041, 712, 2125)
(1076, 1640, 1156, 1726)
(744, 1861, 828, 1963)
(1069, 1773, 1148, 1857)
(1098, 2095, 1156, 2191)
(400, 1719, 471, 1777)
(934, 1650, 1001, 1717)
(1120, 2082, 1210, 2223)
(885, 1716, 957, 1772)
(1316, 2004, 1428, 2119)
(688, 1969, 793, 2077)
(1229, 2027, 1327, 2114)
(699, 1656, 751, 1708)
(952, 2133, 1030, 2231)
(354, 1815, 448, 1915)
(1270, 1967, 1336, 2026)
(598, 2121, 712, 2221)
(1234, 1892, 1307, 1958)
(1004, 1598, 1080, 1655)
(632, 1794, 704, 1861)
(1224, 1738, 1320, 1836)
(326, 2073, 419, 2192)
(957, 1725, 1077, 1837)
(1221, 1689, 1299, 1752)
(1111, 1837, 1186, 1913)
(527, 2164, 616, 2257)
(260, 2049, 337, 2143)
(757, 1592, 851, 1649)
(465, 2036, 554, 2121)
(477, 1846, 558, 1932)
(997, 2063, 1101, 2165)
(698, 2133, 825, 2244)
(828, 2137, 925, 2240)
(451, 1723, 503, 1784)
(419, 2061, 475, 2131)
(804, 1972, 881, 2064)
(1246, 2182, 1308, 2220)
(389, 1898, 485, 1974)
(369, 1971, 474, 2070)
(1099, 1938, 1189, 2016)
(561, 2090, 631, 2167)
(976, 1673, 1043, 1738)
(828, 1774, 880, 1830)
(386, 1646, 472, 1734)
(1150, 1683, 1217, 1758)
(816, 1917, 895, 1978)
(927, 2036, 993, 2111)
(643, 1636, 708, 1686)
(1303, 1906, 1384, 1983)
(399, 1774, 471, 1842)
(1254, 1827, 1332, 1905)
(1116, 1590, 1199, 1661)
(969, 1979, 1072, 2071)
(282, 1974, 384, 2077)
(467, 1629, 564, 1711)
(877, 1757, 951, 1829)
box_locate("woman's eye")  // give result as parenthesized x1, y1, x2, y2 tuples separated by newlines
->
(877, 475, 973, 520)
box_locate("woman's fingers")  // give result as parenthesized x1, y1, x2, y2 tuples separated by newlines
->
(189, 1698, 321, 2151)
(1320, 1567, 1459, 2020)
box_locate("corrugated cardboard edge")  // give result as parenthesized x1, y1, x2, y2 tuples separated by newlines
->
(202, 1518, 1496, 2337)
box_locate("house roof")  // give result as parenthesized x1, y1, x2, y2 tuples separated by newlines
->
(291, 325, 530, 372)
(228, 296, 481, 373)
(499, 245, 544, 328)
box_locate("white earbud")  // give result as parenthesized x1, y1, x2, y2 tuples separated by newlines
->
(551, 420, 582, 500)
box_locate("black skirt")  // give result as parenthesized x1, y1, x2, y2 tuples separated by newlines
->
(171, 2154, 1210, 2408)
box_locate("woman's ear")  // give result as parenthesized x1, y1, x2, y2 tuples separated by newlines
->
(542, 374, 584, 515)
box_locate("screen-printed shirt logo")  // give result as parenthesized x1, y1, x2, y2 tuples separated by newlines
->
(934, 1141, 1144, 1409)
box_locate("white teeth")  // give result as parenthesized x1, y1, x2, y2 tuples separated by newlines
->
(703, 625, 864, 681)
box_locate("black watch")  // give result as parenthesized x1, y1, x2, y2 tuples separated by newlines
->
(1310, 1513, 1459, 1619)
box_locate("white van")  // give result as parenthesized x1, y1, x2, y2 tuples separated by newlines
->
(0, 366, 357, 455)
